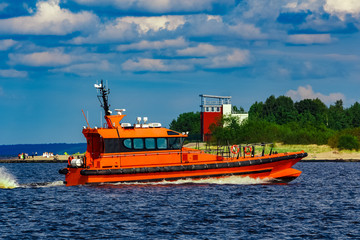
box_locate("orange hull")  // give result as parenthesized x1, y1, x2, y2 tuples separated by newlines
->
(60, 151, 306, 186)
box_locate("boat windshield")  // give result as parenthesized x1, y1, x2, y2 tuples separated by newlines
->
(103, 137, 184, 153)
(168, 137, 182, 149)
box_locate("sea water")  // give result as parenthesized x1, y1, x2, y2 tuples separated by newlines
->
(1, 162, 359, 239)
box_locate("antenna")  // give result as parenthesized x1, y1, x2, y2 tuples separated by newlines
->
(94, 79, 111, 116)
(82, 109, 90, 128)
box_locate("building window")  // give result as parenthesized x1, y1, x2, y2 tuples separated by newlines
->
(206, 107, 209, 112)
(211, 107, 214, 112)
(217, 107, 220, 112)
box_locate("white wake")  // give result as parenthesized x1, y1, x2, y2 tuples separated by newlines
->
(0, 167, 19, 189)
(111, 175, 270, 186)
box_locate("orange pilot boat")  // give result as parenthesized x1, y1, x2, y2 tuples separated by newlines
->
(59, 80, 307, 186)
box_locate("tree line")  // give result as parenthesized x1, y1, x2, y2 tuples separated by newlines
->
(170, 95, 360, 150)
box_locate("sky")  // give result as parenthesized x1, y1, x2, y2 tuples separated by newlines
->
(1, 0, 360, 144)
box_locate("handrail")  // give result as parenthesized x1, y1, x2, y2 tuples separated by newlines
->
(100, 150, 203, 158)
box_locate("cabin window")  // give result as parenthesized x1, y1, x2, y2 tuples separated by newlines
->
(157, 138, 167, 149)
(167, 131, 179, 135)
(145, 138, 156, 149)
(104, 138, 121, 153)
(133, 138, 144, 150)
(168, 137, 181, 149)
(123, 139, 132, 149)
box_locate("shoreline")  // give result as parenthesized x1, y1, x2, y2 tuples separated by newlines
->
(0, 155, 70, 163)
(0, 159, 67, 163)
(301, 159, 360, 162)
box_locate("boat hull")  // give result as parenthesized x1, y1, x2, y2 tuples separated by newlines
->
(61, 152, 307, 186)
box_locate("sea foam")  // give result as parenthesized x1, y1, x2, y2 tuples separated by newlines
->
(0, 167, 19, 189)
(111, 175, 269, 186)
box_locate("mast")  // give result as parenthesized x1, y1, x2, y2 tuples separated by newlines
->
(94, 79, 111, 116)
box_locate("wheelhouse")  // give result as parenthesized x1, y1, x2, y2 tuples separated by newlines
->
(83, 127, 186, 156)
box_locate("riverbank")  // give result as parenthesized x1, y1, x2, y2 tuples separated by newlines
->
(271, 143, 360, 161)
(0, 155, 69, 163)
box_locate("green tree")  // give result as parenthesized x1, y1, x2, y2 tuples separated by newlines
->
(338, 135, 360, 150)
(232, 106, 246, 113)
(248, 101, 264, 120)
(263, 95, 276, 123)
(347, 102, 360, 128)
(210, 115, 241, 144)
(169, 112, 201, 139)
(273, 96, 297, 125)
(295, 98, 328, 126)
(328, 100, 349, 130)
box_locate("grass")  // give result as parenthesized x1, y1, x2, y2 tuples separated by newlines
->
(271, 143, 333, 154)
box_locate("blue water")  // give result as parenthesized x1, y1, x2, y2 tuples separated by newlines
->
(1, 162, 360, 239)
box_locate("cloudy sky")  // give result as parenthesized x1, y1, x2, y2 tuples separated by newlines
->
(1, 0, 360, 144)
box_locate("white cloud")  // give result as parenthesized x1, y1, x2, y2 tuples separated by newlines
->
(287, 34, 332, 44)
(70, 18, 136, 44)
(228, 22, 267, 40)
(53, 60, 112, 76)
(73, 0, 233, 13)
(121, 43, 251, 72)
(283, 0, 360, 20)
(121, 16, 185, 34)
(177, 43, 251, 69)
(71, 13, 266, 45)
(0, 39, 18, 51)
(286, 85, 345, 104)
(70, 15, 184, 44)
(117, 37, 187, 51)
(283, 0, 324, 12)
(182, 14, 267, 41)
(122, 58, 192, 72)
(0, 0, 98, 35)
(324, 0, 360, 20)
(0, 69, 28, 78)
(207, 49, 250, 68)
(177, 44, 224, 56)
(324, 53, 359, 61)
(9, 49, 72, 67)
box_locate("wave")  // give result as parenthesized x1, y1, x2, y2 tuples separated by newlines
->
(109, 175, 270, 186)
(0, 167, 19, 189)
(0, 167, 65, 189)
(21, 181, 65, 188)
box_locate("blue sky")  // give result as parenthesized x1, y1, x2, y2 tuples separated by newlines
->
(1, 0, 360, 144)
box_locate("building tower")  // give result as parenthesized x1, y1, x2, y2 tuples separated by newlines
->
(200, 94, 248, 141)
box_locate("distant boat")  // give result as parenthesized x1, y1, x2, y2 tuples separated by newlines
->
(59, 80, 307, 186)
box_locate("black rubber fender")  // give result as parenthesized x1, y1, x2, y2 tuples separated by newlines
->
(59, 168, 69, 175)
